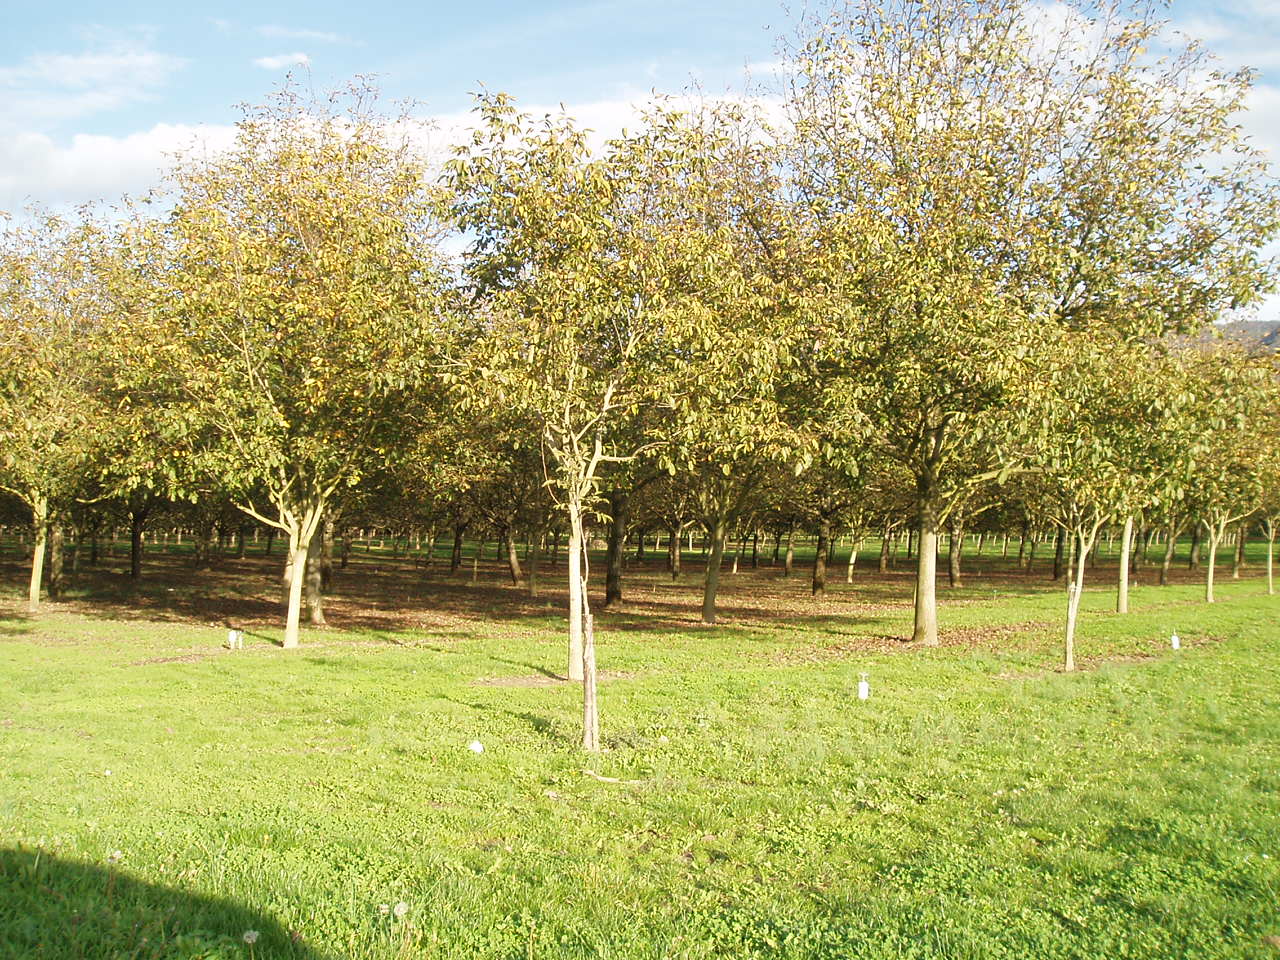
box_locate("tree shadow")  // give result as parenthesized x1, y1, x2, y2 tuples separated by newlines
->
(0, 845, 335, 958)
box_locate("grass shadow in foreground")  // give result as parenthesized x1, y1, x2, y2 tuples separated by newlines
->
(0, 845, 333, 960)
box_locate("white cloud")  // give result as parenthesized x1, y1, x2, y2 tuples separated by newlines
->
(253, 52, 311, 70)
(0, 45, 185, 123)
(257, 25, 346, 44)
(0, 123, 236, 213)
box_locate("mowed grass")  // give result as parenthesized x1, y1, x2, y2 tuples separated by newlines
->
(1, 539, 1278, 959)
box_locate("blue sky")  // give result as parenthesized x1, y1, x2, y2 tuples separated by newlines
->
(1, 0, 1277, 316)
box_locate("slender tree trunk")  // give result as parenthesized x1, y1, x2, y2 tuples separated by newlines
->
(471, 540, 483, 586)
(771, 529, 781, 565)
(1232, 522, 1247, 579)
(28, 495, 48, 612)
(783, 523, 795, 577)
(527, 529, 541, 598)
(505, 529, 524, 586)
(812, 515, 830, 597)
(668, 521, 683, 580)
(265, 527, 275, 558)
(47, 522, 66, 600)
(130, 511, 145, 579)
(878, 526, 891, 573)
(1016, 520, 1028, 568)
(913, 522, 939, 645)
(1205, 520, 1224, 603)
(845, 538, 858, 584)
(1052, 528, 1065, 581)
(701, 517, 727, 624)
(603, 489, 627, 608)
(1117, 516, 1132, 613)
(947, 517, 964, 588)
(450, 524, 465, 575)
(1187, 525, 1201, 569)
(912, 481, 940, 646)
(1063, 527, 1095, 673)
(305, 523, 326, 626)
(751, 530, 759, 568)
(567, 504, 585, 681)
(1159, 520, 1178, 586)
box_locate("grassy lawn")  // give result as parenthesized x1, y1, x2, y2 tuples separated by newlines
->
(1, 544, 1278, 958)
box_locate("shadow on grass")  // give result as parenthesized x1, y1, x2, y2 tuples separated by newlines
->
(0, 845, 333, 959)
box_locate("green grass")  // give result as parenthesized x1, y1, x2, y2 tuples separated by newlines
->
(1, 548, 1278, 959)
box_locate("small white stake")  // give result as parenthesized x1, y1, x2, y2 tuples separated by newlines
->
(1170, 632, 1180, 650)
(467, 740, 484, 754)
(857, 672, 870, 701)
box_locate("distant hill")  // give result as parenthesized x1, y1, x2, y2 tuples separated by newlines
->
(1209, 320, 1280, 354)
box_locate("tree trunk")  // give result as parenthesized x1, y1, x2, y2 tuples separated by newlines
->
(1232, 522, 1247, 579)
(947, 517, 963, 588)
(878, 525, 891, 573)
(751, 530, 759, 568)
(567, 505, 585, 681)
(129, 511, 145, 579)
(1117, 516, 1132, 613)
(305, 523, 326, 626)
(603, 488, 627, 608)
(1159, 520, 1178, 586)
(1187, 525, 1201, 569)
(265, 527, 275, 558)
(27, 495, 48, 612)
(1204, 520, 1223, 603)
(528, 529, 541, 598)
(505, 529, 524, 586)
(47, 522, 66, 600)
(913, 521, 939, 645)
(1063, 527, 1095, 673)
(320, 516, 334, 591)
(1052, 528, 1065, 581)
(450, 523, 465, 575)
(235, 523, 247, 559)
(668, 521, 683, 580)
(812, 516, 830, 597)
(471, 540, 483, 585)
(783, 523, 795, 577)
(701, 516, 727, 624)
(845, 539, 858, 584)
(912, 483, 940, 646)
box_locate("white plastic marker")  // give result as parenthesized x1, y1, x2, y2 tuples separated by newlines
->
(858, 672, 870, 701)
(467, 740, 485, 754)
(1170, 632, 1181, 650)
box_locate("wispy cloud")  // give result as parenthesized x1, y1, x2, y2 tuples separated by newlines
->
(257, 25, 346, 44)
(253, 52, 311, 70)
(0, 35, 185, 124)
